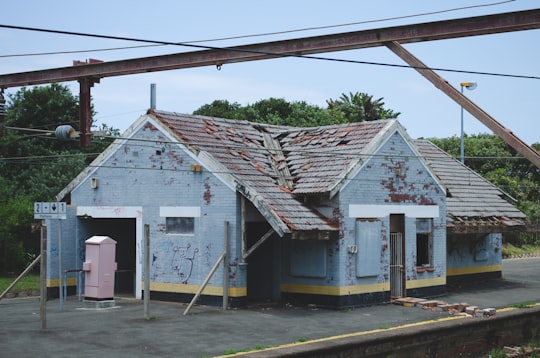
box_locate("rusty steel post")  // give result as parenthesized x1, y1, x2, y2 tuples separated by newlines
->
(78, 77, 98, 147)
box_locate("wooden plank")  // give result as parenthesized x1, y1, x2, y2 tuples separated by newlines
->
(242, 228, 275, 260)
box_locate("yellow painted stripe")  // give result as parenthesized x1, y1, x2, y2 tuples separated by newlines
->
(281, 278, 447, 296)
(149, 282, 246, 297)
(217, 303, 540, 357)
(281, 283, 390, 296)
(447, 265, 501, 276)
(406, 277, 446, 289)
(215, 315, 467, 357)
(46, 277, 77, 287)
(47, 279, 246, 296)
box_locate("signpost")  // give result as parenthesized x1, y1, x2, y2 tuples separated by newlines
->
(34, 201, 66, 220)
(34, 202, 67, 329)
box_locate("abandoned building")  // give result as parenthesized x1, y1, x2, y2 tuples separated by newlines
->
(44, 109, 526, 308)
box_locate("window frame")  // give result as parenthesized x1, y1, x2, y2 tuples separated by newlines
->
(165, 217, 195, 235)
(416, 218, 433, 268)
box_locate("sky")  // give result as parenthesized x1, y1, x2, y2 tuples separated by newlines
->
(1, 0, 539, 145)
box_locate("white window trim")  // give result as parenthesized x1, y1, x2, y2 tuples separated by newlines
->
(349, 204, 439, 218)
(159, 206, 201, 217)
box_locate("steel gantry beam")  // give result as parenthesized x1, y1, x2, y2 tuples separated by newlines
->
(0, 9, 539, 153)
(0, 9, 539, 87)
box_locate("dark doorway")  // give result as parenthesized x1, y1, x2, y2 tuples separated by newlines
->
(79, 218, 136, 296)
(246, 222, 277, 303)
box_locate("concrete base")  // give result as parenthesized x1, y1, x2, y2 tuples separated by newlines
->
(82, 299, 116, 309)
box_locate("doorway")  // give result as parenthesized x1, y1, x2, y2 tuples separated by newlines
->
(389, 214, 405, 299)
(246, 222, 280, 303)
(78, 218, 137, 297)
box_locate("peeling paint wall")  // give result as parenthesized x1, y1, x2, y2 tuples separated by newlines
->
(447, 233, 502, 278)
(47, 120, 244, 299)
(280, 130, 446, 306)
(339, 131, 446, 294)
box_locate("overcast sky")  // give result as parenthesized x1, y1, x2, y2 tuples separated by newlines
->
(1, 0, 539, 145)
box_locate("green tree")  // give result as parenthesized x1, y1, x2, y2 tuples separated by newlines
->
(430, 134, 540, 236)
(0, 84, 117, 272)
(194, 97, 340, 126)
(326, 92, 400, 122)
(193, 100, 243, 119)
(193, 92, 398, 126)
(1, 84, 114, 199)
(0, 177, 33, 274)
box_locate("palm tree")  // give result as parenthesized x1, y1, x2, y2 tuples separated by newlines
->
(326, 92, 400, 122)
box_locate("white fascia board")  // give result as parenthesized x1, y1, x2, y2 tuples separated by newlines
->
(349, 204, 440, 218)
(77, 206, 143, 218)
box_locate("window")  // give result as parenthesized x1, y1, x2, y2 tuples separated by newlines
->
(166, 217, 194, 235)
(416, 218, 433, 267)
(160, 207, 200, 235)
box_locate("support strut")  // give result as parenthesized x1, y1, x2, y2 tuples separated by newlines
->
(386, 41, 540, 168)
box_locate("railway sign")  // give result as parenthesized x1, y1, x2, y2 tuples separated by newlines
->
(34, 202, 66, 220)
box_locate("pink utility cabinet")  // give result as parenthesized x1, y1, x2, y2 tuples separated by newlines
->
(83, 236, 117, 300)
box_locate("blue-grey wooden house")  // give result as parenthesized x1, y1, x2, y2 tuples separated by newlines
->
(46, 109, 525, 308)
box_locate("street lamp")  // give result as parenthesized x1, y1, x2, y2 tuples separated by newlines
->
(460, 82, 477, 163)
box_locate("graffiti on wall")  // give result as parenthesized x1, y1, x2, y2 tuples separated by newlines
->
(171, 244, 199, 284)
(152, 242, 199, 284)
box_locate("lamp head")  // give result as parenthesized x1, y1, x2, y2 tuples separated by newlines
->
(460, 82, 477, 90)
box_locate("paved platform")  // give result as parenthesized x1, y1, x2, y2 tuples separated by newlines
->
(1, 258, 539, 358)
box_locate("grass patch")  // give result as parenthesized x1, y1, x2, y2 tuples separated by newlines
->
(512, 301, 534, 309)
(0, 274, 40, 294)
(223, 343, 277, 355)
(487, 347, 507, 358)
(503, 243, 540, 257)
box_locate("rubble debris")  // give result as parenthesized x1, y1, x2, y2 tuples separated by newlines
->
(393, 297, 496, 318)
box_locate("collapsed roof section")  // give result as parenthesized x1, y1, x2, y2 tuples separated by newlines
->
(151, 110, 403, 238)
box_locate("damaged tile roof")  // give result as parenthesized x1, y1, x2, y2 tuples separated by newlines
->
(414, 139, 526, 231)
(151, 110, 394, 237)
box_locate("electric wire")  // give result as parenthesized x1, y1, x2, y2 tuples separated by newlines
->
(2, 158, 537, 194)
(2, 133, 537, 194)
(2, 125, 537, 163)
(0, 7, 538, 81)
(1, 24, 536, 81)
(0, 0, 516, 58)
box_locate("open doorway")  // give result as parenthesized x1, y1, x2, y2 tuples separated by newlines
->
(78, 218, 136, 297)
(246, 222, 280, 303)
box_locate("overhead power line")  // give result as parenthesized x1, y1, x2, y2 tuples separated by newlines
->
(0, 0, 516, 58)
(0, 7, 538, 81)
(2, 125, 536, 163)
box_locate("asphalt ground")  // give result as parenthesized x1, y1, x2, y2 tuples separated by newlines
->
(1, 257, 539, 358)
